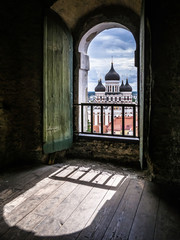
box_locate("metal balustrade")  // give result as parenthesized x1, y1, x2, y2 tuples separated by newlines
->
(75, 103, 139, 138)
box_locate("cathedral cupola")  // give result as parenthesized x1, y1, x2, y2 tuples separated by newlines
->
(120, 80, 125, 91)
(105, 62, 120, 81)
(124, 78, 132, 92)
(95, 79, 105, 92)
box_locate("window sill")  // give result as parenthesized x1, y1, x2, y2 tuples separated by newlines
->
(74, 133, 139, 143)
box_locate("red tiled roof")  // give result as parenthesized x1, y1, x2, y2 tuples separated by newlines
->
(93, 116, 138, 135)
(107, 116, 134, 131)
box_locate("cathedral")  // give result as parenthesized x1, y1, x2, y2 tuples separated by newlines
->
(94, 62, 133, 104)
(88, 63, 137, 135)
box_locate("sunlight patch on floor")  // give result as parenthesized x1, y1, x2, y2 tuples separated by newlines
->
(3, 165, 126, 237)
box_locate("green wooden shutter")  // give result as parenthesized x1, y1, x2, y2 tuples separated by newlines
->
(43, 11, 73, 154)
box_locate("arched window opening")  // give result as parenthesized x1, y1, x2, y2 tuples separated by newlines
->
(77, 23, 138, 139)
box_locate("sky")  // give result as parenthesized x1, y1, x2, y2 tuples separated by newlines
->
(87, 28, 137, 92)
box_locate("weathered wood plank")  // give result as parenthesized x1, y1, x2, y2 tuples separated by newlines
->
(0, 165, 63, 238)
(0, 165, 56, 202)
(3, 178, 62, 226)
(43, 11, 73, 154)
(52, 172, 110, 225)
(77, 175, 129, 240)
(28, 177, 79, 218)
(1, 163, 180, 240)
(3, 178, 51, 214)
(154, 194, 180, 240)
(0, 227, 31, 240)
(6, 166, 80, 239)
(102, 179, 145, 240)
(11, 165, 55, 188)
(55, 165, 79, 178)
(68, 166, 90, 180)
(54, 172, 120, 240)
(128, 181, 159, 240)
(0, 215, 11, 237)
(29, 169, 103, 237)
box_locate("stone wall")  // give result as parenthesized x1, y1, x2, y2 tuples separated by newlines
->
(147, 0, 180, 183)
(68, 136, 139, 167)
(0, 1, 44, 168)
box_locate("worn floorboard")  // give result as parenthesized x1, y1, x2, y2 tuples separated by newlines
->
(0, 160, 180, 240)
(128, 181, 159, 240)
(102, 179, 144, 240)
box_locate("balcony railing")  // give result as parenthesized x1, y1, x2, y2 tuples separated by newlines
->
(75, 103, 139, 138)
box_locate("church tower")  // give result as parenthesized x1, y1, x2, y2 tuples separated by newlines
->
(105, 62, 122, 102)
(94, 79, 105, 102)
(120, 78, 132, 103)
(93, 61, 133, 104)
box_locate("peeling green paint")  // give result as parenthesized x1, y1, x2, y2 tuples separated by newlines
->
(43, 11, 73, 154)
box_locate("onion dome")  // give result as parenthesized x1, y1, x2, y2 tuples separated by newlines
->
(105, 63, 120, 81)
(124, 78, 132, 92)
(95, 79, 105, 92)
(120, 80, 125, 91)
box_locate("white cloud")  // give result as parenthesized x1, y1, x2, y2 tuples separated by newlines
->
(87, 28, 137, 91)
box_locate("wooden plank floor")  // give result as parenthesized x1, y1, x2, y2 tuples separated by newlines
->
(0, 160, 180, 240)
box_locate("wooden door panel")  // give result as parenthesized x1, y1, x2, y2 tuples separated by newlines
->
(43, 11, 73, 154)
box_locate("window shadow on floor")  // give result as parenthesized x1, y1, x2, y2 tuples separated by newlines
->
(0, 162, 180, 240)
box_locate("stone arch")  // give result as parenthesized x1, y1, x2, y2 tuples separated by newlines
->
(74, 7, 139, 133)
(78, 22, 131, 105)
(73, 6, 139, 99)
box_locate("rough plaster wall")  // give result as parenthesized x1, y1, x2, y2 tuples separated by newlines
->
(52, 0, 142, 30)
(0, 1, 44, 168)
(148, 0, 180, 183)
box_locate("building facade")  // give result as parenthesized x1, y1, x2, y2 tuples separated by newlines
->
(94, 62, 133, 104)
(87, 63, 137, 135)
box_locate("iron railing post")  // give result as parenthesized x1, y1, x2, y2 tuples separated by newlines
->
(81, 104, 83, 133)
(78, 103, 138, 138)
(111, 105, 114, 135)
(133, 105, 136, 137)
(91, 105, 93, 134)
(122, 106, 125, 136)
(101, 105, 103, 134)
